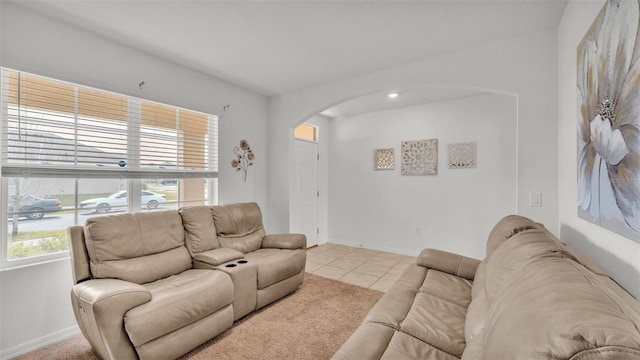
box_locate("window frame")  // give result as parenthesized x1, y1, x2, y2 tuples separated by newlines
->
(0, 68, 219, 269)
(294, 122, 318, 143)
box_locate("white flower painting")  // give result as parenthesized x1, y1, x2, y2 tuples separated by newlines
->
(577, 0, 640, 242)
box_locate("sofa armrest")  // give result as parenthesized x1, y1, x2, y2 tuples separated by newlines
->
(71, 279, 151, 360)
(193, 248, 245, 266)
(417, 249, 480, 281)
(68, 225, 91, 284)
(262, 233, 307, 249)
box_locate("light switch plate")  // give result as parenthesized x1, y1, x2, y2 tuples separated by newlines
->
(529, 192, 542, 207)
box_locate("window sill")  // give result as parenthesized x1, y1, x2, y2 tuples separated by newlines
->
(0, 251, 70, 271)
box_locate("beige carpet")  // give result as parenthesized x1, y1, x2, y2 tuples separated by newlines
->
(13, 274, 383, 360)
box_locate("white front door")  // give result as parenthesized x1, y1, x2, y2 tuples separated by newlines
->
(292, 139, 319, 247)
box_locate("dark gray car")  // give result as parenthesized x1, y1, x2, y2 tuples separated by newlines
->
(8, 195, 63, 220)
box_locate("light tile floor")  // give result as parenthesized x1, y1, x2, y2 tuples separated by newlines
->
(305, 243, 417, 292)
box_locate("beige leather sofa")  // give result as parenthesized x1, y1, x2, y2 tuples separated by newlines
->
(68, 202, 306, 360)
(179, 203, 307, 319)
(333, 215, 640, 360)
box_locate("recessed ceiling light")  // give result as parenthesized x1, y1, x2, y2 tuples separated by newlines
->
(388, 93, 399, 98)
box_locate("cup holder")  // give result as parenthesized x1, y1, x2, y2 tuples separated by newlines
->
(237, 260, 248, 264)
(225, 264, 237, 268)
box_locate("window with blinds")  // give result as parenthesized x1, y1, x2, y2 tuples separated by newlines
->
(1, 68, 218, 177)
(0, 68, 219, 266)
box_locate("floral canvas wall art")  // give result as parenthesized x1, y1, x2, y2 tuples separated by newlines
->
(374, 148, 395, 170)
(577, 0, 640, 242)
(401, 139, 437, 175)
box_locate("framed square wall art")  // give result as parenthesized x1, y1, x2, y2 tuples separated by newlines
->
(374, 148, 394, 170)
(577, 0, 640, 242)
(401, 139, 437, 175)
(448, 142, 477, 169)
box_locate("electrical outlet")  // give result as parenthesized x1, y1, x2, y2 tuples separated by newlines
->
(416, 228, 422, 236)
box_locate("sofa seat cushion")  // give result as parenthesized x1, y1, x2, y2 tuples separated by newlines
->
(365, 265, 427, 329)
(419, 269, 472, 308)
(360, 264, 471, 359)
(124, 269, 233, 347)
(399, 270, 471, 358)
(333, 322, 396, 359)
(381, 331, 460, 360)
(244, 248, 306, 289)
(333, 322, 460, 360)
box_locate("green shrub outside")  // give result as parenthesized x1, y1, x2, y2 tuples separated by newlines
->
(8, 230, 69, 259)
(40, 237, 69, 253)
(8, 242, 30, 258)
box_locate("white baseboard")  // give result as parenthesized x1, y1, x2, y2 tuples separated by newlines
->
(0, 325, 80, 360)
(328, 238, 419, 257)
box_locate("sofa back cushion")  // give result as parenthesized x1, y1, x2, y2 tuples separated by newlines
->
(465, 214, 640, 359)
(211, 202, 265, 253)
(483, 228, 566, 303)
(84, 210, 191, 284)
(179, 205, 220, 254)
(466, 225, 565, 344)
(558, 241, 609, 276)
(485, 215, 540, 259)
(478, 257, 640, 359)
(465, 261, 488, 343)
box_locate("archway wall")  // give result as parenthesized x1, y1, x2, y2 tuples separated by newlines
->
(268, 28, 559, 252)
(324, 93, 517, 258)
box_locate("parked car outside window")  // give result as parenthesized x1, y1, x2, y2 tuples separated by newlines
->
(8, 195, 62, 220)
(80, 190, 167, 213)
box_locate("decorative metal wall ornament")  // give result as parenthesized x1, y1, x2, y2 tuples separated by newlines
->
(374, 148, 395, 170)
(401, 139, 438, 175)
(448, 142, 477, 169)
(577, 0, 640, 242)
(231, 139, 254, 182)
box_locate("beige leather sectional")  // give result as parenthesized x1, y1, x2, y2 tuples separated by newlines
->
(68, 202, 306, 360)
(333, 215, 640, 360)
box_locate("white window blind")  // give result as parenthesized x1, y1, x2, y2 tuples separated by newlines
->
(1, 68, 218, 179)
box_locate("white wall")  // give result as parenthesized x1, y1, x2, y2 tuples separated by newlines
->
(558, 0, 640, 299)
(0, 3, 269, 356)
(327, 94, 517, 258)
(269, 29, 559, 240)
